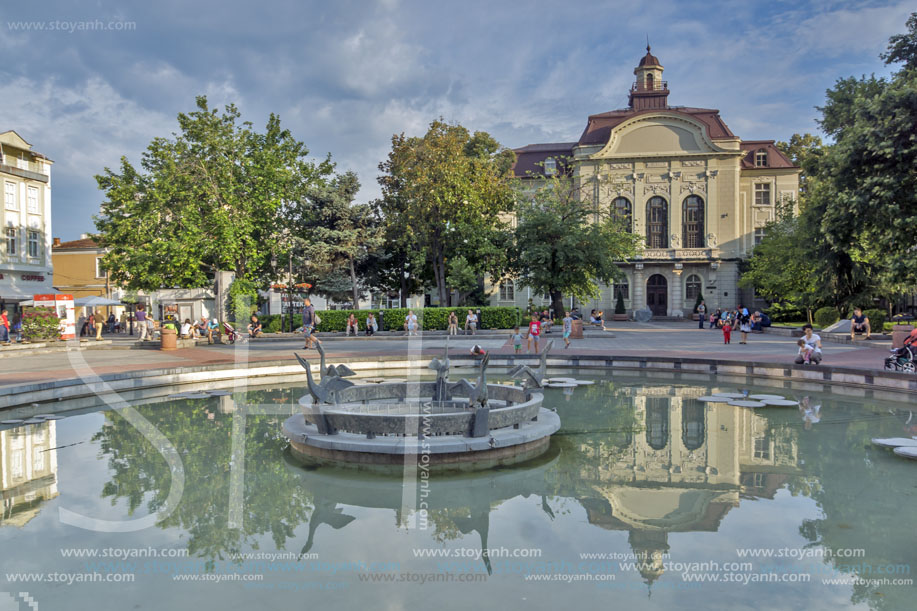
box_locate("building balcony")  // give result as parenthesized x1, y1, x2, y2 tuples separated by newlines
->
(0, 160, 49, 183)
(638, 248, 720, 261)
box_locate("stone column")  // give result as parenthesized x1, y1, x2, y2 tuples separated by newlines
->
(671, 267, 683, 317)
(633, 264, 645, 312)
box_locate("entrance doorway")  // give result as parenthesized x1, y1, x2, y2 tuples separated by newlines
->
(646, 274, 668, 316)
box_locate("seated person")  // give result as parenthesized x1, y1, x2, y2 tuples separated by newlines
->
(247, 315, 262, 338)
(539, 310, 553, 333)
(207, 318, 220, 344)
(180, 318, 193, 339)
(470, 344, 487, 358)
(850, 308, 872, 340)
(195, 316, 209, 337)
(794, 325, 823, 365)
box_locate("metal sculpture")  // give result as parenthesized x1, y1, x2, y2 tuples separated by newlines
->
(428, 338, 451, 402)
(508, 339, 553, 394)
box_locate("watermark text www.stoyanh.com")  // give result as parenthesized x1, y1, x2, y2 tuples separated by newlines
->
(6, 20, 136, 33)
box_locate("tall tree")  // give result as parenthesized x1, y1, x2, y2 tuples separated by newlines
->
(512, 169, 642, 317)
(295, 171, 382, 307)
(377, 120, 516, 306)
(94, 96, 332, 291)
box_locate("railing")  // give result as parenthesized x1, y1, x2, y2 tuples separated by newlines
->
(631, 81, 668, 92)
(0, 155, 47, 175)
(639, 248, 719, 260)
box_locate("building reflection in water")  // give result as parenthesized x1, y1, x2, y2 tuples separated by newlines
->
(574, 384, 800, 584)
(1, 421, 59, 527)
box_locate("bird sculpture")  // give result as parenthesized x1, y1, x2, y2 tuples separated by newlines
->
(296, 353, 355, 406)
(316, 342, 356, 380)
(508, 340, 553, 393)
(428, 338, 451, 402)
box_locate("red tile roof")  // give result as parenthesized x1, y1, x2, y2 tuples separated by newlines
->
(54, 238, 100, 250)
(739, 141, 797, 169)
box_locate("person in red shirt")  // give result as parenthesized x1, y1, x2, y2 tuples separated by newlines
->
(0, 309, 10, 344)
(722, 318, 732, 344)
(527, 314, 541, 353)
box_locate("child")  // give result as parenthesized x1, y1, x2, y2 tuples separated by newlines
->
(562, 311, 573, 348)
(527, 315, 541, 353)
(797, 338, 814, 364)
(722, 319, 732, 344)
(511, 326, 523, 354)
(470, 344, 487, 358)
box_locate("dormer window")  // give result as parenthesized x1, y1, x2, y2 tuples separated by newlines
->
(755, 149, 768, 167)
(544, 157, 556, 176)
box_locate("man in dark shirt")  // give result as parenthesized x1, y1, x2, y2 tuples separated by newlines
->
(850, 308, 872, 340)
(301, 298, 321, 349)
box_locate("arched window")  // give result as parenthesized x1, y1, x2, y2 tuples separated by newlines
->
(544, 157, 557, 176)
(682, 401, 705, 450)
(645, 397, 669, 451)
(682, 195, 705, 248)
(685, 274, 702, 302)
(646, 196, 668, 248)
(646, 73, 654, 90)
(611, 196, 632, 232)
(755, 148, 768, 167)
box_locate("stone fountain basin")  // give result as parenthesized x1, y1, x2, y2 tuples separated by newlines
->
(299, 381, 542, 437)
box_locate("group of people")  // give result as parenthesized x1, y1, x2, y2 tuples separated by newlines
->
(700, 302, 761, 345)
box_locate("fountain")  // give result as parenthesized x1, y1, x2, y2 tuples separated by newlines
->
(282, 342, 561, 470)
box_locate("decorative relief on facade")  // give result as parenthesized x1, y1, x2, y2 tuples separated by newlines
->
(704, 169, 719, 178)
(682, 160, 705, 167)
(678, 248, 715, 259)
(606, 162, 631, 170)
(706, 233, 717, 247)
(643, 184, 669, 195)
(642, 249, 674, 259)
(680, 182, 706, 195)
(670, 234, 680, 247)
(646, 161, 668, 168)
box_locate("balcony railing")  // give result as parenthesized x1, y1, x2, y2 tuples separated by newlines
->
(631, 81, 668, 92)
(639, 248, 719, 260)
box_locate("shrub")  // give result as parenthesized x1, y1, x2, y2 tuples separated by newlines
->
(764, 302, 805, 323)
(615, 291, 626, 315)
(863, 308, 886, 332)
(257, 306, 522, 332)
(692, 292, 704, 314)
(22, 308, 62, 341)
(814, 307, 839, 329)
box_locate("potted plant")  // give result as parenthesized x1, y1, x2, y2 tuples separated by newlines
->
(613, 291, 628, 321)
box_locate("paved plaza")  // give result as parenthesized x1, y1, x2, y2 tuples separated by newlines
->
(0, 321, 893, 389)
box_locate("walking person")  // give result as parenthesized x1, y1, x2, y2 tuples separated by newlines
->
(697, 300, 706, 329)
(136, 306, 148, 341)
(527, 314, 541, 353)
(562, 311, 573, 348)
(107, 312, 116, 334)
(0, 309, 10, 344)
(464, 310, 477, 335)
(447, 311, 459, 336)
(301, 297, 321, 349)
(736, 305, 751, 344)
(94, 309, 105, 340)
(511, 326, 523, 354)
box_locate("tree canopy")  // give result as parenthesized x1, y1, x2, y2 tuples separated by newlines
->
(94, 96, 332, 291)
(512, 169, 642, 317)
(377, 120, 516, 306)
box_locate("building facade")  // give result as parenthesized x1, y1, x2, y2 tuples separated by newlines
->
(491, 49, 800, 316)
(0, 131, 55, 311)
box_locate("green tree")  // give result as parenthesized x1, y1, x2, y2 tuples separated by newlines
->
(377, 120, 516, 306)
(94, 96, 332, 291)
(512, 170, 642, 317)
(738, 200, 820, 324)
(295, 171, 382, 307)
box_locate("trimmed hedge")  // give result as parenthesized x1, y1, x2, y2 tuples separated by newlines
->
(814, 307, 839, 329)
(257, 307, 522, 333)
(863, 308, 886, 331)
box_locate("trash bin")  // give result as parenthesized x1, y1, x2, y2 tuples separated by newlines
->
(161, 328, 178, 350)
(892, 325, 914, 349)
(570, 319, 584, 339)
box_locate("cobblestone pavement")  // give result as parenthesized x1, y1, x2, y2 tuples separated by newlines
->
(0, 321, 893, 388)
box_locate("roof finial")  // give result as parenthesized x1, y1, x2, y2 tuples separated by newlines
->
(646, 34, 650, 53)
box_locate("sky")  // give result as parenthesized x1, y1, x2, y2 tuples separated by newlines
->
(1, 0, 912, 241)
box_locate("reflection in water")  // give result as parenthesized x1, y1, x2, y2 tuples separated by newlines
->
(1, 421, 58, 528)
(13, 379, 913, 610)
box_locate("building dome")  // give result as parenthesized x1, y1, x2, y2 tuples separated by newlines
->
(639, 45, 661, 67)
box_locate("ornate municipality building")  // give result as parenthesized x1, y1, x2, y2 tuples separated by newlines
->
(492, 48, 800, 316)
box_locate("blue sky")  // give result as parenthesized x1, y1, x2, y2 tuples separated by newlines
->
(1, 0, 912, 240)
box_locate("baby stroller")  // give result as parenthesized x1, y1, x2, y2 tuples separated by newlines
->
(222, 322, 246, 344)
(885, 345, 916, 373)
